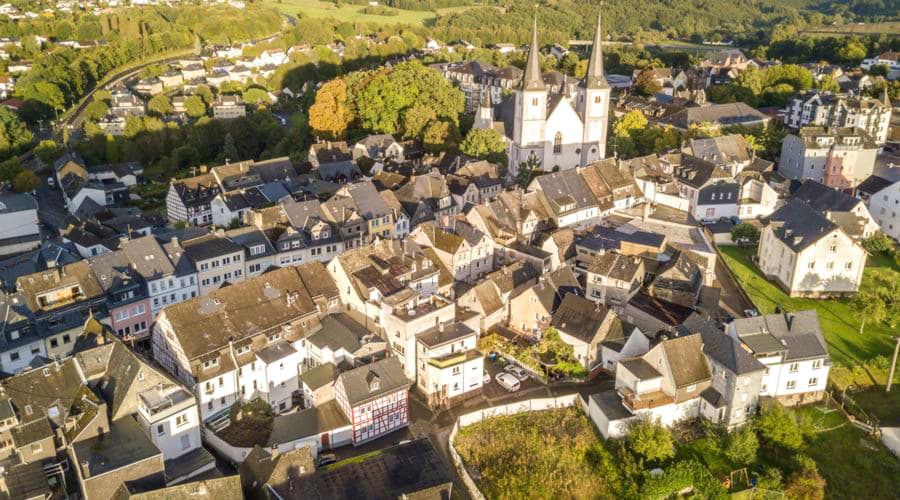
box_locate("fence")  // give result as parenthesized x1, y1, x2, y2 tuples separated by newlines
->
(826, 386, 880, 434)
(447, 394, 589, 499)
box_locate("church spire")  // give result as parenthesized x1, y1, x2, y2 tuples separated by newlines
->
(883, 85, 891, 107)
(522, 16, 546, 91)
(584, 9, 609, 89)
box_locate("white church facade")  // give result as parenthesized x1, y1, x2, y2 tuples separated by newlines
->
(475, 14, 611, 174)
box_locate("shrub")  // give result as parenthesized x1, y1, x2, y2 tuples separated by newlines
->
(755, 466, 783, 491)
(731, 223, 760, 243)
(640, 459, 729, 499)
(756, 404, 805, 450)
(862, 232, 894, 254)
(784, 467, 826, 500)
(627, 419, 675, 462)
(724, 426, 759, 465)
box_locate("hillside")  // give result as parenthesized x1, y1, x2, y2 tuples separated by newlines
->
(423, 0, 899, 45)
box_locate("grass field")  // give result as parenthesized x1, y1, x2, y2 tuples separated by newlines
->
(718, 245, 897, 367)
(454, 408, 613, 498)
(262, 0, 470, 25)
(800, 407, 900, 498)
(801, 22, 900, 38)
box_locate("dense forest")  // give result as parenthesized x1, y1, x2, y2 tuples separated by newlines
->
(425, 0, 898, 46)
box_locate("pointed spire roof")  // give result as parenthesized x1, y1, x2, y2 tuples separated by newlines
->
(883, 85, 892, 107)
(583, 10, 609, 89)
(522, 16, 546, 91)
(480, 88, 493, 109)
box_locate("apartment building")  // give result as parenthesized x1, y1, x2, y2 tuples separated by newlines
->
(727, 310, 831, 406)
(152, 264, 340, 421)
(779, 127, 878, 189)
(785, 91, 892, 144)
(181, 234, 245, 296)
(757, 199, 867, 298)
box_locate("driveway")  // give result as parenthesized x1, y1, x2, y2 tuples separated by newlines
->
(714, 256, 755, 319)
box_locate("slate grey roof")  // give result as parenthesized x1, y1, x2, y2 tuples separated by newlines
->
(731, 310, 828, 361)
(791, 180, 862, 213)
(300, 362, 338, 391)
(672, 154, 730, 189)
(336, 357, 410, 407)
(764, 199, 838, 252)
(685, 316, 766, 375)
(532, 168, 597, 215)
(306, 313, 371, 354)
(343, 181, 391, 219)
(550, 293, 612, 344)
(72, 417, 162, 479)
(181, 234, 243, 262)
(697, 182, 739, 205)
(666, 102, 769, 128)
(0, 193, 37, 213)
(590, 390, 633, 421)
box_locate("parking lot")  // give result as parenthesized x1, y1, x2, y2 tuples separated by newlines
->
(481, 355, 546, 399)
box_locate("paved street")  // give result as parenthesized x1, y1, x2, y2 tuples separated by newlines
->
(34, 176, 73, 234)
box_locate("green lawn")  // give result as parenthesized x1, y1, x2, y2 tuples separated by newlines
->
(801, 409, 900, 499)
(262, 0, 470, 25)
(801, 21, 900, 38)
(718, 245, 897, 367)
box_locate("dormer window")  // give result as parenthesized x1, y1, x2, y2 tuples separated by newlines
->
(203, 358, 219, 369)
(235, 345, 250, 356)
(267, 332, 281, 344)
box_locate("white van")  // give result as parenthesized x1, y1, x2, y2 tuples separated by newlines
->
(495, 372, 520, 392)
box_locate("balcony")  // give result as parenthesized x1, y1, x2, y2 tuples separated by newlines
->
(619, 387, 674, 412)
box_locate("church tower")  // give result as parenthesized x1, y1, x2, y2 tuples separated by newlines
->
(473, 89, 494, 130)
(511, 17, 548, 170)
(578, 10, 611, 164)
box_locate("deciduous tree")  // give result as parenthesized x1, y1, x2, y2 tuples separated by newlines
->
(309, 79, 354, 140)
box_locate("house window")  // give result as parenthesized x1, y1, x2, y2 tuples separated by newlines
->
(181, 434, 191, 450)
(829, 245, 837, 252)
(812, 360, 822, 369)
(786, 380, 796, 390)
(808, 377, 818, 387)
(845, 262, 852, 270)
(553, 133, 562, 154)
(686, 384, 696, 393)
(452, 366, 461, 375)
(807, 261, 815, 270)
(788, 363, 798, 373)
(157, 424, 165, 436)
(176, 414, 188, 427)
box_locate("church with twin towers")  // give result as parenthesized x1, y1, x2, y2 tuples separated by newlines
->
(473, 12, 610, 173)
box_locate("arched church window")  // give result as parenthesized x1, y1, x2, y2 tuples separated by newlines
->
(594, 95, 602, 104)
(553, 133, 562, 154)
(531, 97, 538, 106)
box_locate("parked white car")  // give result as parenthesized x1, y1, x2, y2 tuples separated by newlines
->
(495, 372, 520, 392)
(504, 364, 529, 381)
